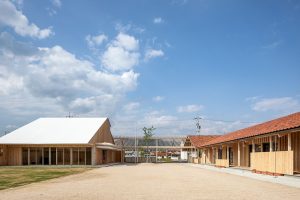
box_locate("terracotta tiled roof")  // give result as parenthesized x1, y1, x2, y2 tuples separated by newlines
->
(202, 112, 300, 147)
(187, 135, 220, 148)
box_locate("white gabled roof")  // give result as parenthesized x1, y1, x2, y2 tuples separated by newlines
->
(0, 118, 108, 144)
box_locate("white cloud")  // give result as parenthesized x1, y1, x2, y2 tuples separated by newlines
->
(0, 0, 53, 39)
(145, 49, 164, 60)
(0, 32, 139, 117)
(123, 102, 140, 112)
(153, 17, 164, 24)
(177, 104, 204, 113)
(86, 34, 108, 48)
(51, 0, 62, 8)
(153, 96, 165, 102)
(113, 32, 139, 51)
(251, 97, 300, 112)
(101, 32, 140, 71)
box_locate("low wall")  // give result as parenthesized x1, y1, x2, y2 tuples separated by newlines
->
(216, 159, 229, 167)
(251, 151, 293, 175)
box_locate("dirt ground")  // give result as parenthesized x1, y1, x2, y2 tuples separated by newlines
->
(1, 163, 300, 200)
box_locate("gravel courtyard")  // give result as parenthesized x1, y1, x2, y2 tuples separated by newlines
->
(1, 163, 300, 200)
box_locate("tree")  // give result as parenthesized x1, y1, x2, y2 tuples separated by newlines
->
(142, 126, 155, 162)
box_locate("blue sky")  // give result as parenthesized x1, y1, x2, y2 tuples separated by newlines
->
(0, 0, 300, 136)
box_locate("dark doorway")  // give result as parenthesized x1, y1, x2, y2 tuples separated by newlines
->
(102, 150, 107, 164)
(43, 148, 49, 165)
(248, 145, 252, 167)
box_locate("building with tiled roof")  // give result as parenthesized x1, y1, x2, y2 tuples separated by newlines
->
(192, 112, 300, 176)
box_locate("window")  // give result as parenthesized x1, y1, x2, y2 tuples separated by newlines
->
(0, 148, 3, 156)
(218, 148, 222, 159)
(262, 143, 270, 152)
(255, 144, 262, 152)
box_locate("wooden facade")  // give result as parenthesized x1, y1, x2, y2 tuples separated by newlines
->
(0, 119, 123, 166)
(195, 129, 300, 175)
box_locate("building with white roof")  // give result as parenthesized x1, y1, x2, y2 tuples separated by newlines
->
(0, 118, 122, 166)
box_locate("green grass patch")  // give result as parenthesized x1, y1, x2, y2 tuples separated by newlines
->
(0, 167, 91, 190)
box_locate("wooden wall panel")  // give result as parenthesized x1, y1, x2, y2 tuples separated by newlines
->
(0, 145, 8, 166)
(89, 119, 114, 144)
(292, 131, 300, 172)
(251, 151, 293, 175)
(7, 147, 22, 166)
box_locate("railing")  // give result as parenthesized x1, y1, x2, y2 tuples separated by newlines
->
(250, 151, 294, 175)
(216, 159, 229, 167)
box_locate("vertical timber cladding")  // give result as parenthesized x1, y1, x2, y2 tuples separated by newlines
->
(292, 131, 300, 172)
(7, 146, 22, 165)
(0, 145, 8, 165)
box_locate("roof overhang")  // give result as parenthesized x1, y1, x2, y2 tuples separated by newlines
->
(96, 142, 121, 151)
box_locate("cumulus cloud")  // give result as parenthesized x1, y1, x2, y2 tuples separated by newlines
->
(86, 34, 108, 48)
(153, 17, 164, 24)
(0, 0, 53, 39)
(0, 32, 139, 117)
(153, 96, 165, 102)
(101, 32, 140, 71)
(145, 49, 164, 60)
(177, 104, 204, 113)
(123, 102, 140, 112)
(251, 97, 300, 112)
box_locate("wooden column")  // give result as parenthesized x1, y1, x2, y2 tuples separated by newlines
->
(238, 142, 241, 167)
(70, 148, 73, 165)
(63, 148, 65, 165)
(27, 147, 30, 165)
(155, 139, 158, 163)
(56, 148, 58, 165)
(288, 133, 292, 151)
(226, 146, 229, 167)
(270, 136, 273, 152)
(49, 147, 51, 165)
(91, 146, 95, 165)
(78, 148, 79, 165)
(85, 148, 87, 165)
(35, 149, 37, 165)
(42, 148, 44, 165)
(252, 140, 255, 153)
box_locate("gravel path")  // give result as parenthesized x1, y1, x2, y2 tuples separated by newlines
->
(1, 163, 300, 200)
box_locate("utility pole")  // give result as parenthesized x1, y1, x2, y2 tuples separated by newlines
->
(194, 117, 202, 135)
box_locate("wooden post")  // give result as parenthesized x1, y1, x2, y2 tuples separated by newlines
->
(35, 149, 37, 165)
(155, 139, 158, 163)
(27, 147, 30, 165)
(91, 146, 96, 166)
(238, 142, 240, 167)
(252, 140, 255, 153)
(42, 148, 44, 165)
(70, 148, 73, 165)
(85, 148, 87, 165)
(275, 136, 277, 151)
(49, 147, 51, 165)
(77, 147, 80, 165)
(270, 136, 273, 152)
(63, 148, 65, 165)
(56, 148, 58, 165)
(288, 133, 292, 151)
(226, 146, 229, 159)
